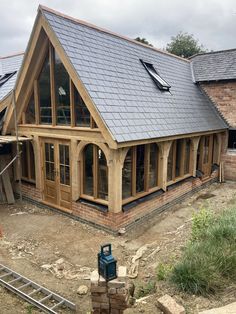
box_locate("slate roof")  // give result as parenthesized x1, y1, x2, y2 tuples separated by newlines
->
(190, 49, 236, 82)
(40, 7, 227, 143)
(0, 53, 24, 101)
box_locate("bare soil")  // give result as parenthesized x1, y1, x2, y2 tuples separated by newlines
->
(0, 181, 236, 313)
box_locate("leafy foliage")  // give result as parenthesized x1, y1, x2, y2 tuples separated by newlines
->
(135, 280, 156, 298)
(157, 262, 173, 281)
(135, 37, 153, 47)
(170, 207, 236, 295)
(191, 207, 213, 241)
(166, 32, 206, 58)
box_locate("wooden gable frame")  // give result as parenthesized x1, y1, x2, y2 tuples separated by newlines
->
(3, 9, 117, 149)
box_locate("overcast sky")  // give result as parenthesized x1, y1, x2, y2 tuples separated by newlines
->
(0, 0, 236, 56)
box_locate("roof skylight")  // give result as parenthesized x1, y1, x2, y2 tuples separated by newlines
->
(140, 60, 171, 91)
(0, 71, 16, 87)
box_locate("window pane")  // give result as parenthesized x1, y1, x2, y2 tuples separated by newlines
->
(39, 53, 52, 124)
(21, 143, 28, 178)
(45, 143, 55, 181)
(29, 142, 36, 180)
(175, 139, 182, 177)
(74, 86, 90, 127)
(122, 149, 132, 199)
(184, 139, 191, 175)
(84, 144, 93, 196)
(55, 52, 71, 125)
(203, 136, 210, 163)
(149, 144, 158, 188)
(136, 145, 145, 193)
(25, 94, 35, 124)
(98, 148, 108, 200)
(59, 145, 70, 185)
(167, 144, 173, 181)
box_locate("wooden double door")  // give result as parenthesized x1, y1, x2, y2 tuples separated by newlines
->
(42, 139, 71, 211)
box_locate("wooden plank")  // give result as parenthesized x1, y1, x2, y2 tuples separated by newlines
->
(0, 157, 15, 204)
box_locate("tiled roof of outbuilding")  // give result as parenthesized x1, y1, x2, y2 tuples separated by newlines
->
(190, 49, 236, 82)
(40, 7, 227, 143)
(0, 53, 24, 101)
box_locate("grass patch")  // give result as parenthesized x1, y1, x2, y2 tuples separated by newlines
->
(170, 207, 236, 295)
(135, 280, 156, 298)
(157, 262, 173, 281)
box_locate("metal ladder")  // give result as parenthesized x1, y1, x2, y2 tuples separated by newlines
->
(0, 264, 76, 313)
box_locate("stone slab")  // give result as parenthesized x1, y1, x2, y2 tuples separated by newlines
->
(199, 302, 236, 314)
(157, 294, 185, 314)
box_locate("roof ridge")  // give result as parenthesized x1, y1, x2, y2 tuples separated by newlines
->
(0, 52, 24, 60)
(38, 4, 190, 63)
(189, 48, 236, 59)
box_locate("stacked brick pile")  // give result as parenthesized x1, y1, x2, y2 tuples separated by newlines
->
(90, 266, 130, 313)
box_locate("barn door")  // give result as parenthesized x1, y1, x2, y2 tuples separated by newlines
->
(42, 139, 71, 211)
(200, 135, 213, 178)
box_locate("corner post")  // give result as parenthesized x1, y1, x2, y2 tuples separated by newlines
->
(108, 149, 124, 213)
(191, 136, 200, 177)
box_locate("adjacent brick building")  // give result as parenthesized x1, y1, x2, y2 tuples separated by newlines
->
(191, 49, 236, 180)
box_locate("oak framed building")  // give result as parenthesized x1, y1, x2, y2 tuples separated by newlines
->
(1, 6, 230, 232)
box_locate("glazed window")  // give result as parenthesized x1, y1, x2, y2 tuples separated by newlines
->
(197, 135, 213, 177)
(54, 52, 71, 125)
(228, 130, 236, 149)
(140, 59, 171, 91)
(38, 52, 52, 124)
(83, 144, 108, 202)
(22, 44, 94, 128)
(25, 93, 36, 124)
(73, 83, 91, 127)
(167, 138, 191, 183)
(21, 141, 36, 183)
(122, 143, 159, 201)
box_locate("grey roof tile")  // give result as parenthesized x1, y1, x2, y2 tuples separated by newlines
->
(0, 53, 24, 101)
(190, 49, 236, 82)
(41, 9, 227, 143)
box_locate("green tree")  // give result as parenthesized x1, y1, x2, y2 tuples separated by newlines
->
(135, 37, 153, 47)
(166, 32, 206, 58)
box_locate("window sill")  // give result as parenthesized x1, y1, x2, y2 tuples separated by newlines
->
(78, 197, 108, 212)
(167, 174, 192, 187)
(122, 188, 164, 212)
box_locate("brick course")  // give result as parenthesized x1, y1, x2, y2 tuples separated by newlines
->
(201, 81, 236, 128)
(20, 171, 218, 233)
(222, 151, 236, 180)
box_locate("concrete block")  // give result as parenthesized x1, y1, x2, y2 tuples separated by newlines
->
(199, 301, 236, 314)
(108, 279, 125, 289)
(92, 301, 101, 309)
(157, 294, 185, 314)
(108, 287, 116, 294)
(117, 287, 126, 295)
(92, 295, 109, 303)
(91, 285, 107, 293)
(100, 302, 110, 310)
(99, 275, 107, 286)
(118, 266, 127, 280)
(91, 270, 99, 286)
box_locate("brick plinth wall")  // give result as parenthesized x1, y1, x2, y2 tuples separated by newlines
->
(20, 171, 219, 233)
(222, 151, 236, 180)
(90, 267, 130, 313)
(201, 81, 236, 128)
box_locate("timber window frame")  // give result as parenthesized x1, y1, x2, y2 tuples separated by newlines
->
(122, 143, 160, 204)
(21, 141, 36, 184)
(82, 144, 108, 205)
(167, 138, 192, 185)
(22, 44, 96, 129)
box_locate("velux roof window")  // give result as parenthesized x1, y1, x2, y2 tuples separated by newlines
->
(140, 59, 171, 91)
(0, 71, 16, 87)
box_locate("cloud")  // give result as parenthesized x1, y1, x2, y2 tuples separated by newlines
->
(0, 0, 236, 56)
